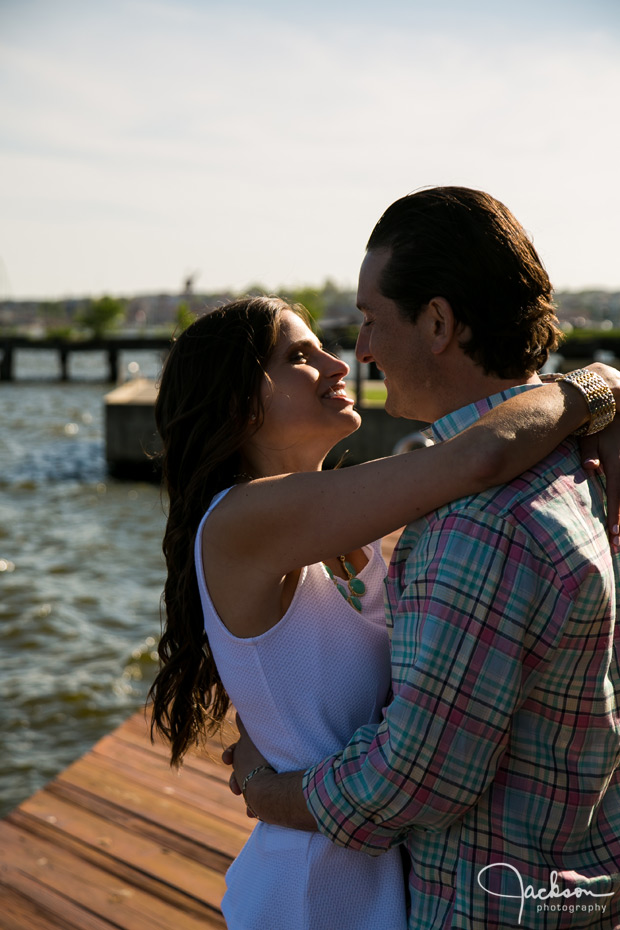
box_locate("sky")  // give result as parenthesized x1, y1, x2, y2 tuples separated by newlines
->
(1, 0, 619, 300)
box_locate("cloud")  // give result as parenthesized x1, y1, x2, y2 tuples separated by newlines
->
(1, 0, 619, 296)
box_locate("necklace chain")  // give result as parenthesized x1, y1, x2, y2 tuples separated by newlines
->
(324, 555, 366, 612)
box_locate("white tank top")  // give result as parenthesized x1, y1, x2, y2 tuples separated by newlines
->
(194, 487, 407, 930)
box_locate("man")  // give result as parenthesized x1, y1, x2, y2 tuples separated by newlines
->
(230, 187, 620, 928)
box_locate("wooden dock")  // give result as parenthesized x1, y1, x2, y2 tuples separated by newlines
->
(0, 532, 401, 929)
(0, 711, 251, 929)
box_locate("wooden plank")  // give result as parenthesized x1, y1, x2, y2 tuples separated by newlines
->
(0, 820, 225, 930)
(70, 740, 249, 839)
(94, 723, 230, 794)
(9, 799, 227, 912)
(56, 751, 250, 859)
(90, 734, 251, 829)
(0, 879, 116, 930)
(41, 779, 235, 875)
(115, 709, 238, 780)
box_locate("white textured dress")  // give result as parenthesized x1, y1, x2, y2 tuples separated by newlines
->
(194, 488, 407, 930)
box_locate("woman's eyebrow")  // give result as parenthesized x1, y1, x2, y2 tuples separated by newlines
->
(287, 338, 322, 352)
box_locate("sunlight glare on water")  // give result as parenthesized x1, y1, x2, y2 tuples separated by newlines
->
(0, 349, 167, 816)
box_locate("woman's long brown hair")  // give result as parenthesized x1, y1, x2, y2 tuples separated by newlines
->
(149, 297, 288, 766)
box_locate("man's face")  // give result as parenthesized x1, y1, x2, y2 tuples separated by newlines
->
(355, 248, 437, 422)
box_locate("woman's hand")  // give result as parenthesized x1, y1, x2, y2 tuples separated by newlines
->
(581, 362, 620, 545)
(585, 362, 620, 404)
(580, 418, 620, 547)
(221, 741, 243, 797)
(222, 714, 270, 817)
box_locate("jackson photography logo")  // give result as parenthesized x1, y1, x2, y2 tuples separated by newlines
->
(477, 862, 615, 925)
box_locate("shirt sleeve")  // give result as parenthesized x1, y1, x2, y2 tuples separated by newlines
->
(302, 509, 571, 854)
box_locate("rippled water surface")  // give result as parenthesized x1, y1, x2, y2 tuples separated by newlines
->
(0, 350, 167, 816)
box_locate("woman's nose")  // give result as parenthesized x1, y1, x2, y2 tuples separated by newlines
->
(323, 348, 349, 377)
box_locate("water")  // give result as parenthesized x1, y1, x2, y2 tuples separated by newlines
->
(0, 349, 167, 816)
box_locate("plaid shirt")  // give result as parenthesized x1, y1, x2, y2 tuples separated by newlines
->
(304, 386, 620, 929)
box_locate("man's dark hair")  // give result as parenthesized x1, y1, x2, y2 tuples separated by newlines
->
(366, 186, 562, 377)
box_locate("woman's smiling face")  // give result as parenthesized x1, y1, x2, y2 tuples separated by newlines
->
(253, 310, 361, 466)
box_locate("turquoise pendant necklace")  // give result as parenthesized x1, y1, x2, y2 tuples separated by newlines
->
(324, 555, 366, 612)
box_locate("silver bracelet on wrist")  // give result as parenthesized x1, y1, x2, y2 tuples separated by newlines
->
(241, 763, 275, 815)
(559, 368, 616, 436)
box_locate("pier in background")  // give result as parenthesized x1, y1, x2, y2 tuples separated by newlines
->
(0, 336, 172, 383)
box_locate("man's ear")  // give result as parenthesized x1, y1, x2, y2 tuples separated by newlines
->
(427, 297, 458, 355)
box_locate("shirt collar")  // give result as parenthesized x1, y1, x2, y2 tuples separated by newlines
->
(428, 382, 543, 443)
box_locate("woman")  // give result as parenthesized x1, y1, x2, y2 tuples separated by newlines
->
(150, 296, 617, 930)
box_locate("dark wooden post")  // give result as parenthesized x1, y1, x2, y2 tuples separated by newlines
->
(59, 348, 69, 381)
(0, 343, 14, 381)
(108, 347, 119, 383)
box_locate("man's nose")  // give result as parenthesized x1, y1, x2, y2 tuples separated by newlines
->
(355, 327, 374, 364)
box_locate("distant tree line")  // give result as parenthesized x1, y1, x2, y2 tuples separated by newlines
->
(2, 284, 620, 344)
